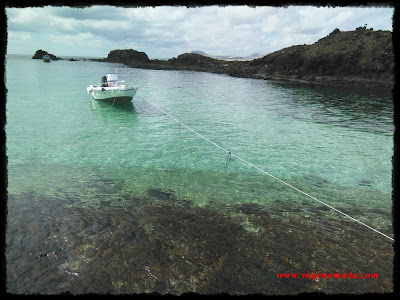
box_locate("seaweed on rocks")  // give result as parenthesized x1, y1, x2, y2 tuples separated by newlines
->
(6, 187, 393, 295)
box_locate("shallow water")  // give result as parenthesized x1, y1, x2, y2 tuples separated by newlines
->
(6, 54, 393, 294)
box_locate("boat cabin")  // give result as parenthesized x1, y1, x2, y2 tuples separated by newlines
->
(101, 73, 119, 87)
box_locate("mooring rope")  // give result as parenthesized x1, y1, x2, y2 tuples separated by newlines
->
(110, 96, 117, 107)
(132, 87, 394, 242)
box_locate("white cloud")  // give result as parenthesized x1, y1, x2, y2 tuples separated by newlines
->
(8, 32, 31, 41)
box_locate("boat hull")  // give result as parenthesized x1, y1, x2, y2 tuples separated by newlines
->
(94, 96, 134, 104)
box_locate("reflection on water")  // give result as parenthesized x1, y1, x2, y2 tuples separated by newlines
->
(6, 171, 393, 295)
(90, 99, 136, 112)
(271, 83, 393, 135)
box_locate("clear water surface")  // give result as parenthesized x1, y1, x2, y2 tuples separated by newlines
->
(6, 54, 393, 294)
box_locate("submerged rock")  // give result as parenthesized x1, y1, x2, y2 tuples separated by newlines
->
(358, 179, 373, 186)
(146, 186, 177, 200)
(235, 202, 268, 216)
(6, 187, 393, 295)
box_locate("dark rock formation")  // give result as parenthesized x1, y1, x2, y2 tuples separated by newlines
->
(32, 49, 61, 60)
(96, 27, 393, 88)
(249, 27, 393, 88)
(147, 186, 177, 201)
(103, 49, 149, 64)
(169, 53, 226, 71)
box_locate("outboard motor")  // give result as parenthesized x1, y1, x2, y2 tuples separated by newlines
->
(101, 76, 107, 86)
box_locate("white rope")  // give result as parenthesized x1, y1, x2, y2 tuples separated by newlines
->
(132, 87, 394, 242)
(110, 96, 117, 107)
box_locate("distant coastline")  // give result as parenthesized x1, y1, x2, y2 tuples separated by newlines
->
(32, 27, 393, 89)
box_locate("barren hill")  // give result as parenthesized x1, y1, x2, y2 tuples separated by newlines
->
(247, 27, 393, 87)
(94, 27, 393, 88)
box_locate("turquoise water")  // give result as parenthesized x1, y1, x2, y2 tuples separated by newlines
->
(6, 54, 393, 294)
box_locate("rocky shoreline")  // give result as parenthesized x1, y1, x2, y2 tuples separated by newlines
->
(34, 27, 394, 89)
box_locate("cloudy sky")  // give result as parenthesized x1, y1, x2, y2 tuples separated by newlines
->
(6, 5, 394, 59)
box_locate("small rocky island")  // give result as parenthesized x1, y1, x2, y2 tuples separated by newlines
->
(32, 49, 61, 61)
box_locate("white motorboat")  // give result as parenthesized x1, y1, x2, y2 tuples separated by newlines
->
(43, 55, 51, 62)
(87, 72, 137, 104)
